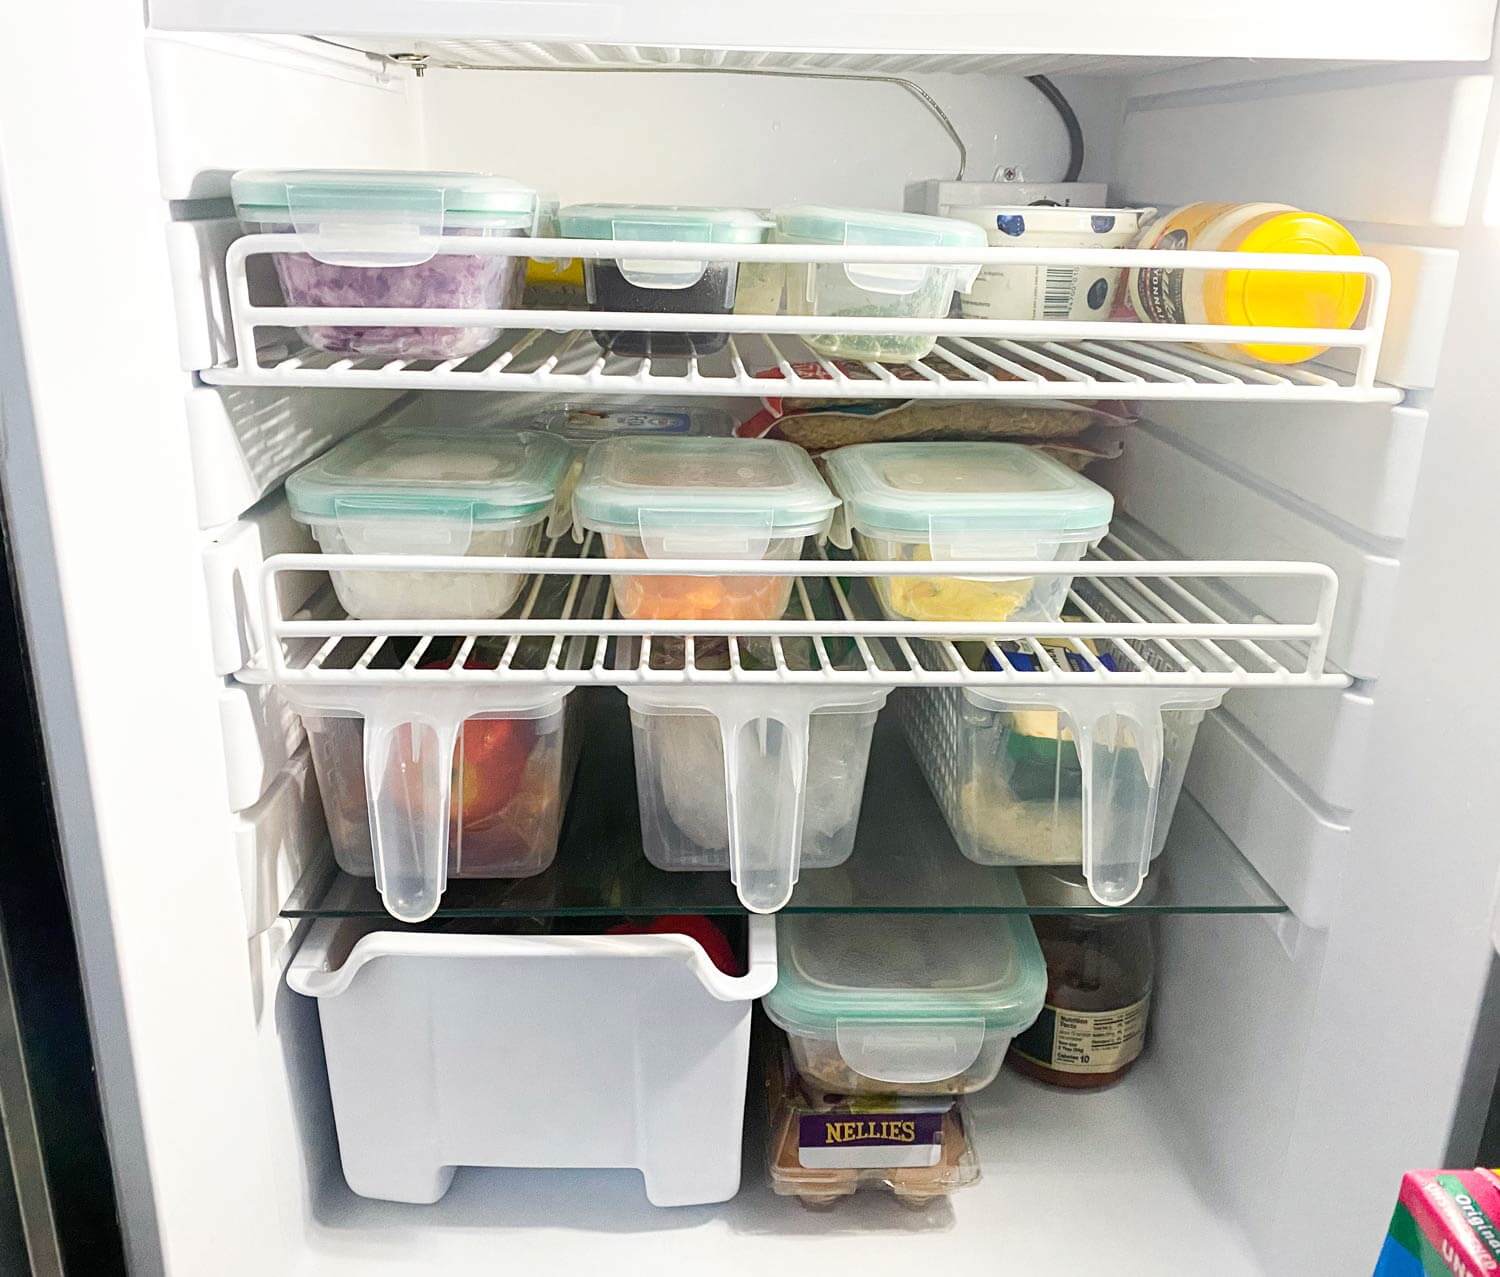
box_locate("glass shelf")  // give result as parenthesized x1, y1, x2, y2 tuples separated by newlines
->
(280, 687, 1286, 920)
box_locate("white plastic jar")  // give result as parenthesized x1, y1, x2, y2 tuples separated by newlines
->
(948, 205, 1148, 321)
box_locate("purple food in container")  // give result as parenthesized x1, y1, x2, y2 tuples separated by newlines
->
(230, 169, 539, 360)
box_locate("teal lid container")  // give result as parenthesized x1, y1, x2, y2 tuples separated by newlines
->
(573, 436, 838, 550)
(772, 204, 988, 249)
(287, 421, 571, 529)
(763, 910, 1047, 1090)
(823, 441, 1114, 547)
(558, 204, 771, 289)
(557, 203, 771, 244)
(231, 168, 539, 266)
(772, 204, 986, 297)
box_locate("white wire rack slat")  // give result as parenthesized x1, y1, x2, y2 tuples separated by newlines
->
(201, 233, 1400, 403)
(243, 537, 1348, 692)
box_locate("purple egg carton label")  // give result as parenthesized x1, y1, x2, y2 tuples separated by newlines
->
(798, 1106, 948, 1170)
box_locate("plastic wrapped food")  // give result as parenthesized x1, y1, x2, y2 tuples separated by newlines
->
(304, 704, 571, 880)
(285, 422, 570, 621)
(765, 1037, 980, 1208)
(231, 169, 539, 360)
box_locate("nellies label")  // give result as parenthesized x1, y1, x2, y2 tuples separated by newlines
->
(798, 1106, 948, 1170)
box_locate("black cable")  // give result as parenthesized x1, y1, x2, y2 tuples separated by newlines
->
(1026, 74, 1085, 183)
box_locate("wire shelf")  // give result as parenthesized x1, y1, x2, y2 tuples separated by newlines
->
(200, 234, 1399, 404)
(242, 525, 1348, 692)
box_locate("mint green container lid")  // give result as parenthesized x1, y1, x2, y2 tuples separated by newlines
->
(763, 910, 1047, 1041)
(573, 437, 838, 539)
(557, 203, 771, 243)
(231, 169, 539, 227)
(286, 421, 570, 526)
(772, 204, 987, 248)
(823, 441, 1114, 539)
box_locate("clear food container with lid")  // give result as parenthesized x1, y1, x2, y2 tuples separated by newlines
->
(822, 441, 1114, 623)
(763, 909, 1046, 1095)
(285, 420, 571, 620)
(230, 168, 538, 359)
(771, 205, 986, 362)
(556, 203, 771, 357)
(571, 436, 838, 622)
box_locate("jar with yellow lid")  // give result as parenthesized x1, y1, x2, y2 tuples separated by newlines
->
(1127, 201, 1366, 364)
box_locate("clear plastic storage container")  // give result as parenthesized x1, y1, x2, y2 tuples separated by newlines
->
(763, 910, 1046, 1095)
(231, 169, 539, 359)
(572, 436, 838, 621)
(557, 204, 771, 357)
(823, 442, 1114, 623)
(771, 205, 986, 362)
(285, 421, 570, 620)
(898, 683, 1222, 906)
(304, 696, 574, 880)
(627, 687, 887, 912)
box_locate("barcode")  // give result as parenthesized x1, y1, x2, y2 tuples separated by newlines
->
(1041, 268, 1077, 318)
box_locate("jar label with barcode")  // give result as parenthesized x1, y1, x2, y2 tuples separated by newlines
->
(1012, 996, 1150, 1074)
(1038, 266, 1080, 318)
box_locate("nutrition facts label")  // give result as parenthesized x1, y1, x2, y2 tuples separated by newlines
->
(1014, 997, 1149, 1075)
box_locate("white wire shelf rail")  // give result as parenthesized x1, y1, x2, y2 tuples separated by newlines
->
(241, 530, 1348, 692)
(200, 234, 1400, 404)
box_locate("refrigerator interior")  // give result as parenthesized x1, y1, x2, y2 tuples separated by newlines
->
(2, 6, 1499, 1274)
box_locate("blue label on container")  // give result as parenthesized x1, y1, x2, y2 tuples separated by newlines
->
(996, 214, 1027, 237)
(1091, 215, 1117, 233)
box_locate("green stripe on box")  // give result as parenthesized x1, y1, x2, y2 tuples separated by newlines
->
(1436, 1174, 1500, 1261)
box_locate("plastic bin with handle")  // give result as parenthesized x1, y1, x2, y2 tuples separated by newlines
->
(627, 685, 888, 913)
(899, 682, 1222, 906)
(286, 680, 578, 923)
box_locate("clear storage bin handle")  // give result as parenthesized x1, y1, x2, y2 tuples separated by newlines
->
(362, 706, 462, 924)
(716, 700, 813, 914)
(1048, 688, 1185, 907)
(286, 181, 445, 268)
(638, 507, 774, 559)
(834, 1018, 987, 1085)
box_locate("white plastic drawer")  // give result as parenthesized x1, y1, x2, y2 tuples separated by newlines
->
(287, 915, 775, 1207)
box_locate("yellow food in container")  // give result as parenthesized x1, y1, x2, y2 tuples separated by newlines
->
(823, 442, 1114, 625)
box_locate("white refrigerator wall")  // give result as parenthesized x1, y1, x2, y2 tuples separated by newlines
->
(1096, 57, 1500, 1274)
(0, 12, 1496, 1275)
